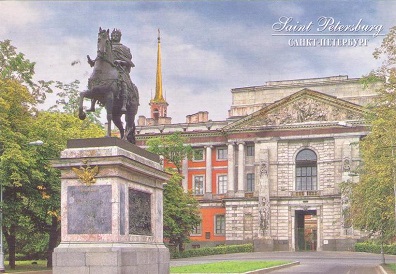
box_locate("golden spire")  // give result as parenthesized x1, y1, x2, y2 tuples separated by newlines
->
(154, 29, 165, 102)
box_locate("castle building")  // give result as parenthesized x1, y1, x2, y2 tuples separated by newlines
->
(135, 34, 380, 252)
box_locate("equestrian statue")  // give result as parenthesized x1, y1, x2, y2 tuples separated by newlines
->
(78, 27, 139, 144)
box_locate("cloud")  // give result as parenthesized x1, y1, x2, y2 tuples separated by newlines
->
(267, 2, 306, 18)
(1, 1, 396, 126)
(375, 1, 396, 31)
(0, 2, 48, 36)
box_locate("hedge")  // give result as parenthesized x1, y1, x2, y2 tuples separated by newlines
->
(170, 243, 254, 259)
(355, 242, 396, 255)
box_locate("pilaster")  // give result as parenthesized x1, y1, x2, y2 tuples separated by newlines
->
(204, 146, 213, 199)
(236, 142, 245, 197)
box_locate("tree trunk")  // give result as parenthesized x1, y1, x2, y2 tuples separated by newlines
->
(381, 242, 386, 265)
(3, 224, 16, 269)
(178, 241, 184, 252)
(46, 216, 60, 268)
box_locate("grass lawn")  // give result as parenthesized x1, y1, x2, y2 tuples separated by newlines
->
(170, 260, 291, 273)
(4, 260, 49, 273)
(386, 263, 396, 273)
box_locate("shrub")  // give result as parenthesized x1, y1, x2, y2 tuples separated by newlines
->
(170, 243, 253, 259)
(355, 242, 396, 255)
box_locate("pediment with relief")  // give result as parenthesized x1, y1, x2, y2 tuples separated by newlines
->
(225, 89, 366, 130)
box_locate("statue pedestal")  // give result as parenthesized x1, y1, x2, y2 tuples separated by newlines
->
(52, 138, 170, 274)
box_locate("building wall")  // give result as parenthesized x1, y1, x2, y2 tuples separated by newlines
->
(136, 75, 372, 251)
(182, 131, 364, 250)
(189, 204, 226, 244)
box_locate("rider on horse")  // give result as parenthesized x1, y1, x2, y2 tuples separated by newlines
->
(87, 29, 136, 113)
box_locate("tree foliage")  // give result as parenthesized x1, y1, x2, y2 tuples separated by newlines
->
(49, 80, 103, 126)
(349, 26, 396, 247)
(146, 132, 193, 173)
(163, 170, 201, 252)
(0, 39, 52, 104)
(146, 132, 200, 252)
(0, 39, 104, 268)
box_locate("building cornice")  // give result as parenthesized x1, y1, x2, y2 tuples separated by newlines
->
(231, 75, 361, 93)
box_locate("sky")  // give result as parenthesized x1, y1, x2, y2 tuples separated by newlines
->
(1, 0, 396, 124)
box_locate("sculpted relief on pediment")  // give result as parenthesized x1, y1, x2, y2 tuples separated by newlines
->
(243, 97, 362, 128)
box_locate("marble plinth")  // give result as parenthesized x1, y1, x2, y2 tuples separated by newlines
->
(52, 137, 170, 274)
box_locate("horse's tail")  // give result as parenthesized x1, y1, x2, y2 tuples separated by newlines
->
(132, 83, 139, 105)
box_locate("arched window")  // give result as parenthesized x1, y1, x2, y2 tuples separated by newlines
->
(296, 149, 317, 191)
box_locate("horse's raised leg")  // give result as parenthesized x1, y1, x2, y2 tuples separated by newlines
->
(78, 91, 87, 120)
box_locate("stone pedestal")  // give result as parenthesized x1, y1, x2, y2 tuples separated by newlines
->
(52, 138, 170, 274)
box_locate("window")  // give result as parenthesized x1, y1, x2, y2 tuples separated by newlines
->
(193, 175, 204, 195)
(247, 173, 255, 192)
(246, 144, 255, 157)
(215, 215, 225, 235)
(296, 149, 317, 191)
(191, 222, 202, 235)
(217, 175, 227, 194)
(217, 147, 228, 160)
(193, 148, 204, 161)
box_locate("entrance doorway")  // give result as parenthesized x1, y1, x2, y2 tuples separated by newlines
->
(295, 210, 317, 251)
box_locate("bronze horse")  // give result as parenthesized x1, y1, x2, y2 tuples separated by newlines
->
(78, 28, 139, 143)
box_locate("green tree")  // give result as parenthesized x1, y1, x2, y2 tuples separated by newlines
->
(0, 39, 105, 269)
(0, 39, 52, 104)
(1, 39, 53, 269)
(0, 77, 40, 269)
(49, 80, 103, 126)
(349, 26, 396, 261)
(146, 132, 193, 173)
(163, 170, 201, 252)
(146, 132, 200, 252)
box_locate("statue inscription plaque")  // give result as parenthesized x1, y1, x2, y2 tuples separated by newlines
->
(67, 185, 112, 234)
(129, 189, 151, 235)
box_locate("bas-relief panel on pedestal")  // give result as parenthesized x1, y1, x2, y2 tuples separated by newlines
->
(67, 185, 112, 234)
(129, 189, 152, 236)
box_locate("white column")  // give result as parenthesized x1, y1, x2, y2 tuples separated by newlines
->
(182, 157, 188, 192)
(205, 146, 212, 198)
(317, 208, 322, 251)
(227, 143, 235, 196)
(237, 142, 245, 196)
